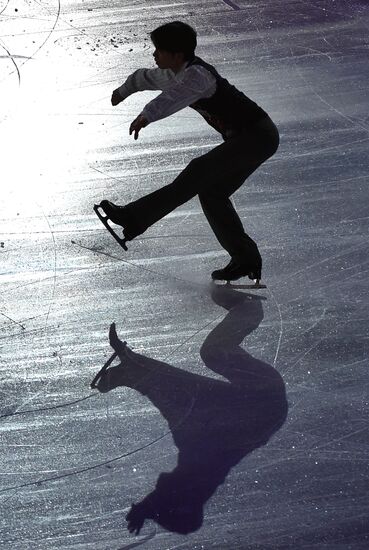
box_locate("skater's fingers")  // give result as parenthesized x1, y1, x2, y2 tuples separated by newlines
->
(129, 115, 147, 139)
(130, 124, 138, 139)
(129, 121, 136, 136)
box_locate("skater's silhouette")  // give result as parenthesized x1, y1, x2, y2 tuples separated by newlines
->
(94, 285, 288, 535)
(96, 21, 279, 284)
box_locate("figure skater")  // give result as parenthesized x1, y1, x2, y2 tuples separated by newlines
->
(96, 21, 279, 283)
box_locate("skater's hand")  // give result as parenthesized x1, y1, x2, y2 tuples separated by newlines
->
(129, 114, 148, 140)
(111, 88, 123, 106)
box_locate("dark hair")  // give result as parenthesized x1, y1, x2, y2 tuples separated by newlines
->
(150, 21, 197, 61)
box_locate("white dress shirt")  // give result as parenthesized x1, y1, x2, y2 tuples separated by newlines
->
(117, 61, 217, 124)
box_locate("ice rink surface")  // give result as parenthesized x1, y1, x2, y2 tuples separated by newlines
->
(1, 0, 369, 548)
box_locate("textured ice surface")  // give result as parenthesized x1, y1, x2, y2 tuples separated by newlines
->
(1, 0, 368, 548)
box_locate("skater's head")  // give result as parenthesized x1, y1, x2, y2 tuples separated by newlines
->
(150, 21, 197, 72)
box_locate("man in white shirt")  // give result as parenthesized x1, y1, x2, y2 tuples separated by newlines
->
(97, 21, 279, 284)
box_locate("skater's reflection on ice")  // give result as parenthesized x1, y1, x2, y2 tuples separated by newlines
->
(94, 285, 288, 535)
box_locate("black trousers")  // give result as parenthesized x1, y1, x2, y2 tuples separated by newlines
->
(125, 115, 279, 260)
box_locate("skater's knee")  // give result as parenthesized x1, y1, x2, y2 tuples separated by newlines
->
(189, 156, 201, 166)
(198, 188, 226, 205)
(187, 155, 207, 175)
(198, 192, 212, 208)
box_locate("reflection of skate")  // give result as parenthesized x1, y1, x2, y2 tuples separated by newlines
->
(94, 203, 128, 251)
(90, 351, 118, 389)
(90, 323, 127, 388)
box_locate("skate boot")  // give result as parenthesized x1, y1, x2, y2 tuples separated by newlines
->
(212, 238, 264, 285)
(99, 200, 130, 229)
(211, 258, 261, 282)
(94, 200, 142, 251)
(99, 200, 143, 239)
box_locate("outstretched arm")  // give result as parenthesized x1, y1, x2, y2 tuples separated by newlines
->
(111, 67, 175, 106)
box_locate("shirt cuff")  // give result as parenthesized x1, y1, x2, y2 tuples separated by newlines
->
(117, 84, 133, 101)
(140, 109, 153, 124)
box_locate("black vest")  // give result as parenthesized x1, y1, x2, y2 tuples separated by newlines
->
(187, 56, 268, 138)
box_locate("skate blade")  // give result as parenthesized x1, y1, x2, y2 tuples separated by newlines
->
(212, 279, 266, 289)
(226, 281, 267, 290)
(94, 204, 128, 251)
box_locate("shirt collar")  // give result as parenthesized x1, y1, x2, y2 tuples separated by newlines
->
(177, 60, 189, 73)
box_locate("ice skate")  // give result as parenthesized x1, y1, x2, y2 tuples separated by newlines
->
(94, 200, 136, 251)
(211, 258, 266, 288)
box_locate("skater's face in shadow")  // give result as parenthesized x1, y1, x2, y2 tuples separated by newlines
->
(152, 46, 186, 73)
(94, 285, 288, 535)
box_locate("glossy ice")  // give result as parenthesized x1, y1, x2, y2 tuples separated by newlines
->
(1, 0, 368, 548)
